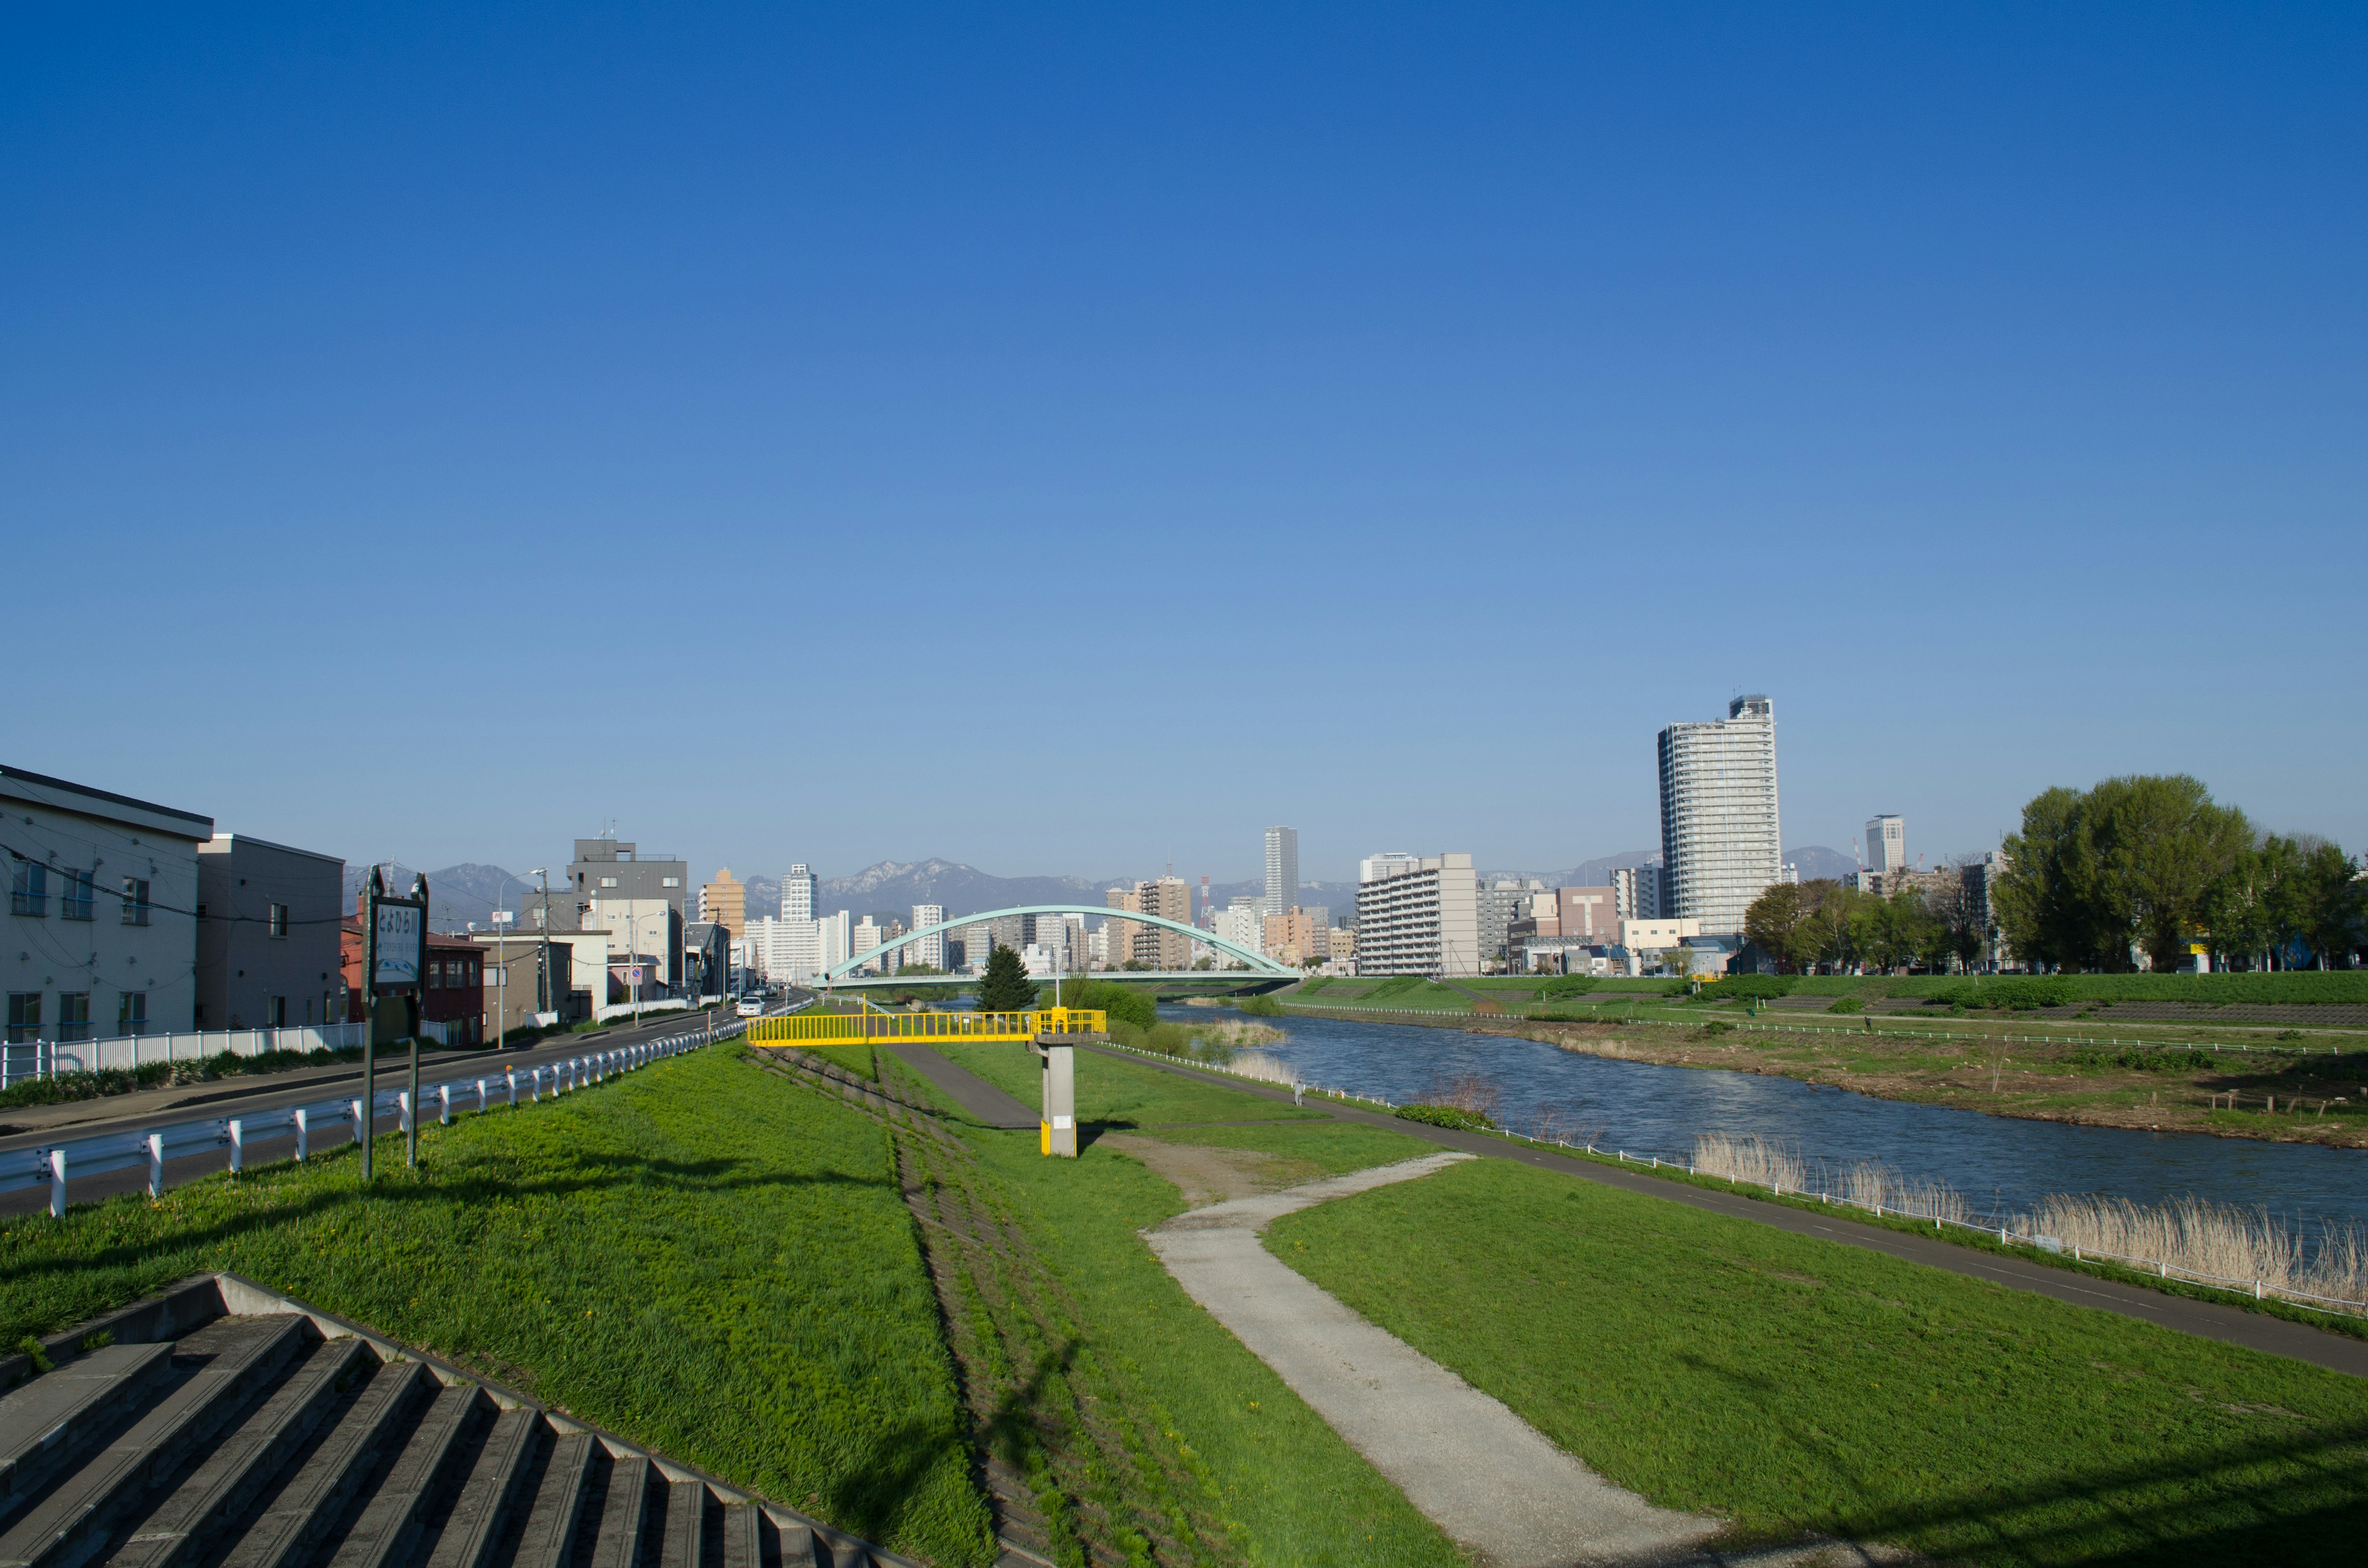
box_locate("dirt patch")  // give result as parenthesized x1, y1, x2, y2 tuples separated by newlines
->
(1098, 1132, 1294, 1206)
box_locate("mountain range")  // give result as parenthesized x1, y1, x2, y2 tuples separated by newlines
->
(348, 847, 1864, 932)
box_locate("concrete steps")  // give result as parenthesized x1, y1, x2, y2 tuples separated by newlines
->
(0, 1278, 896, 1568)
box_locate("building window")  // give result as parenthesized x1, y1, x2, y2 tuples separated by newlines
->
(6, 993, 39, 1044)
(660, 876, 681, 888)
(60, 869, 94, 921)
(599, 877, 619, 889)
(265, 996, 287, 1027)
(56, 992, 90, 1043)
(119, 992, 147, 1036)
(121, 878, 151, 926)
(268, 903, 289, 937)
(428, 960, 443, 990)
(10, 861, 46, 917)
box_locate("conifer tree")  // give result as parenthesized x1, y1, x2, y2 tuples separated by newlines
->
(975, 942, 1039, 1012)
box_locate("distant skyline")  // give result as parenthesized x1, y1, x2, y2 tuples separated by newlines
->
(9, 6, 2362, 880)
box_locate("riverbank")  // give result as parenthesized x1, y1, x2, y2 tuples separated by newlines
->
(1269, 999, 2368, 1148)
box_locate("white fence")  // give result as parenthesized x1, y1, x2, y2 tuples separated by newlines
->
(1, 1022, 371, 1087)
(0, 1018, 747, 1217)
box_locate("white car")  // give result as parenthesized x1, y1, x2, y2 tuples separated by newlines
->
(735, 994, 767, 1017)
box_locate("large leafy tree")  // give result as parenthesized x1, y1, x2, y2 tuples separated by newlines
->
(974, 942, 1039, 1012)
(2086, 774, 2253, 973)
(1742, 882, 1812, 972)
(1995, 786, 2108, 971)
(2292, 838, 2364, 969)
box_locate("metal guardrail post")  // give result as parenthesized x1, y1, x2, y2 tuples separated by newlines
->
(229, 1119, 245, 1175)
(295, 1108, 309, 1162)
(147, 1133, 164, 1200)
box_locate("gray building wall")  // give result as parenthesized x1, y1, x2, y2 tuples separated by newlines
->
(567, 839, 689, 923)
(195, 835, 345, 1030)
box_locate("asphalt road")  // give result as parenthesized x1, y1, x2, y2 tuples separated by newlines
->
(0, 1006, 738, 1219)
(1080, 1041, 2368, 1381)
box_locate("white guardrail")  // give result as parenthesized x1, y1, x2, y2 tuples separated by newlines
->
(0, 1019, 747, 1218)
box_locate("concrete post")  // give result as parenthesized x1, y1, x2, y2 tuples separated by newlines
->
(49, 1149, 67, 1218)
(1033, 1037, 1077, 1157)
(295, 1107, 309, 1162)
(147, 1133, 165, 1199)
(229, 1119, 245, 1175)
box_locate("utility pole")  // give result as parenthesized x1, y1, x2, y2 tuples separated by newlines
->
(537, 870, 556, 1025)
(408, 872, 429, 1170)
(361, 869, 377, 1183)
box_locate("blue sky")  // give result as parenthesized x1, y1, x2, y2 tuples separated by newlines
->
(6, 4, 2362, 887)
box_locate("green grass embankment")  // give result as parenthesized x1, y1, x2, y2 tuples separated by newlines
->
(892, 1042, 1460, 1567)
(0, 1043, 992, 1567)
(1270, 1156, 2368, 1564)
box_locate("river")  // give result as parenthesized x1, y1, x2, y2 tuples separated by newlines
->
(1167, 1004, 2368, 1230)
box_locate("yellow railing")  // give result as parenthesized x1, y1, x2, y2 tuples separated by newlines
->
(744, 1008, 1106, 1046)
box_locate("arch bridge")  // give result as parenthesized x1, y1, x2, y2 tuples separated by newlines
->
(823, 903, 1292, 982)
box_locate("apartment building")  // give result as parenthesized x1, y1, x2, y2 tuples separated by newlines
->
(698, 868, 746, 938)
(1657, 694, 1782, 935)
(1611, 864, 1665, 922)
(1104, 877, 1193, 968)
(1264, 827, 1299, 916)
(567, 839, 689, 924)
(1262, 908, 1330, 966)
(910, 904, 946, 970)
(1354, 852, 1482, 976)
(194, 834, 345, 1030)
(1477, 879, 1543, 967)
(4, 765, 213, 1046)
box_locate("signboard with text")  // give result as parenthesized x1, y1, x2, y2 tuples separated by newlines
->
(372, 900, 424, 989)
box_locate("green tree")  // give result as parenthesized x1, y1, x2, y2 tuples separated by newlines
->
(1742, 882, 1811, 972)
(2086, 774, 2253, 972)
(2292, 838, 2362, 970)
(1995, 786, 2107, 971)
(1797, 880, 1867, 972)
(974, 942, 1038, 1012)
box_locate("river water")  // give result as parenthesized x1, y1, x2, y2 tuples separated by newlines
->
(1166, 1004, 2368, 1229)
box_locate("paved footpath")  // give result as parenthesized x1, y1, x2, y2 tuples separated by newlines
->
(887, 1043, 1039, 1128)
(1088, 1043, 2368, 1380)
(1148, 1152, 1732, 1567)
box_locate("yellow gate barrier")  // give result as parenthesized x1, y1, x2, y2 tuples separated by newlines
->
(745, 1008, 1106, 1047)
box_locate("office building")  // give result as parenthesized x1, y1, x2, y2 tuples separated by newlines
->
(3, 765, 212, 1046)
(782, 864, 816, 923)
(195, 834, 345, 1031)
(585, 897, 683, 988)
(698, 869, 746, 938)
(567, 838, 688, 928)
(1354, 852, 1482, 976)
(910, 904, 945, 970)
(1621, 917, 1703, 953)
(1104, 877, 1193, 968)
(1611, 864, 1665, 922)
(1866, 816, 1906, 877)
(1264, 827, 1299, 916)
(1211, 900, 1265, 961)
(1359, 851, 1420, 884)
(1656, 694, 1782, 935)
(1477, 879, 1544, 967)
(850, 917, 886, 973)
(1555, 885, 1619, 943)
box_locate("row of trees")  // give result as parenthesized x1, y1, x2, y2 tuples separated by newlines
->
(1742, 877, 1986, 976)
(1993, 774, 2359, 973)
(1742, 774, 2362, 975)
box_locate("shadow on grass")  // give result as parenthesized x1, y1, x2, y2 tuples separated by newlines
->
(1668, 1350, 2368, 1564)
(0, 1145, 890, 1287)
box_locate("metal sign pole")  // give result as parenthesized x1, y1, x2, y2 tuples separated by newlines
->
(408, 873, 428, 1169)
(362, 868, 379, 1183)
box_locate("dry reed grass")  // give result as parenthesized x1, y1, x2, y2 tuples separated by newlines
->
(2025, 1195, 2368, 1308)
(1225, 1049, 1301, 1088)
(1691, 1133, 1807, 1192)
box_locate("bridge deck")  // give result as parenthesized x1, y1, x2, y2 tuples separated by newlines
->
(746, 1007, 1106, 1048)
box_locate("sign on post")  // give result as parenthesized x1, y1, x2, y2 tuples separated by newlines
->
(372, 900, 424, 990)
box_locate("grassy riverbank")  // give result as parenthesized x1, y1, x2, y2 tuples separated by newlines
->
(0, 1043, 991, 1567)
(1272, 1154, 2368, 1564)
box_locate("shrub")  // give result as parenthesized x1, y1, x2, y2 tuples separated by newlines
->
(1827, 998, 1864, 1015)
(2062, 1046, 2222, 1073)
(1708, 975, 1794, 1001)
(1928, 977, 2078, 1011)
(1537, 976, 1598, 999)
(1058, 979, 1157, 1030)
(1236, 994, 1285, 1017)
(1394, 1103, 1496, 1132)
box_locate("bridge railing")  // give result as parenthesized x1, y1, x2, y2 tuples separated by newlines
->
(746, 1008, 1105, 1045)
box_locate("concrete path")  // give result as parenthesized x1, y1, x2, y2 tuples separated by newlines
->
(1145, 1152, 1728, 1567)
(887, 1043, 1039, 1129)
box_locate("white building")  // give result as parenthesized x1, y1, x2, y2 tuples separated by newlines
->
(910, 904, 945, 971)
(1265, 826, 1299, 916)
(3, 765, 214, 1045)
(585, 896, 683, 987)
(1212, 900, 1265, 960)
(1610, 864, 1665, 922)
(1358, 851, 1420, 884)
(1620, 917, 1703, 953)
(1865, 815, 1906, 877)
(1354, 852, 1482, 976)
(850, 917, 886, 972)
(781, 864, 817, 922)
(1656, 694, 1782, 935)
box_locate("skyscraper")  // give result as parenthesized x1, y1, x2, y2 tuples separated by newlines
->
(781, 864, 816, 922)
(1264, 826, 1299, 916)
(1657, 694, 1782, 935)
(1865, 815, 1906, 876)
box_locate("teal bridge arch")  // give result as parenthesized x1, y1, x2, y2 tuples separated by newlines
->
(824, 903, 1291, 980)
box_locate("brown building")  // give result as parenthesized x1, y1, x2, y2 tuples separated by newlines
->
(1262, 908, 1330, 966)
(699, 868, 746, 939)
(1555, 885, 1620, 944)
(341, 895, 487, 1045)
(1104, 876, 1194, 968)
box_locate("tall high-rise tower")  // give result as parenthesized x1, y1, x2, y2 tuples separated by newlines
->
(1865, 815, 1906, 876)
(1264, 826, 1299, 916)
(782, 864, 816, 923)
(1656, 695, 1782, 935)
